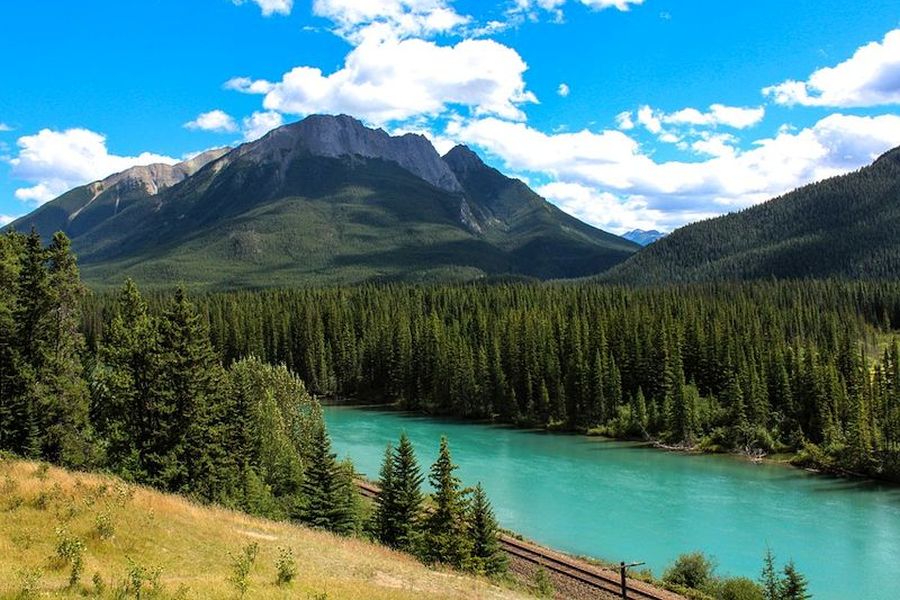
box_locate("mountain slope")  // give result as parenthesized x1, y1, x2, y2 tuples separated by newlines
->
(0, 459, 523, 599)
(606, 146, 900, 284)
(8, 115, 637, 288)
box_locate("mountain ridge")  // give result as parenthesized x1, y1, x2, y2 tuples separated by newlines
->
(8, 114, 639, 288)
(605, 144, 900, 284)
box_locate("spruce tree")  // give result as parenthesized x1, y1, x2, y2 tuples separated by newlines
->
(760, 548, 780, 600)
(468, 482, 507, 575)
(373, 442, 398, 545)
(392, 433, 424, 551)
(422, 437, 471, 567)
(302, 423, 354, 534)
(780, 561, 811, 600)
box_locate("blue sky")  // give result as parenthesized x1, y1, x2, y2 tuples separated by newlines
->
(2, 0, 899, 232)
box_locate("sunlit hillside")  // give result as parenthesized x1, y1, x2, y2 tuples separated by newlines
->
(0, 458, 526, 599)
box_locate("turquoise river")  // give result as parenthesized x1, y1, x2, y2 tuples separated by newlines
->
(325, 406, 900, 600)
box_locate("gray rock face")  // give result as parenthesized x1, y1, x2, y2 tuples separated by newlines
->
(239, 114, 463, 193)
(442, 144, 487, 176)
(96, 147, 230, 196)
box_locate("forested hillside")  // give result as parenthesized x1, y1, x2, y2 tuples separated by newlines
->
(81, 281, 900, 481)
(607, 146, 900, 283)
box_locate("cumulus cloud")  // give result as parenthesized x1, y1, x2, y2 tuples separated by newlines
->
(233, 0, 293, 17)
(636, 104, 765, 132)
(763, 28, 900, 107)
(557, 83, 570, 97)
(510, 0, 643, 19)
(227, 35, 536, 124)
(0, 123, 12, 132)
(450, 113, 900, 231)
(9, 128, 178, 204)
(185, 109, 239, 133)
(242, 111, 284, 141)
(312, 0, 469, 42)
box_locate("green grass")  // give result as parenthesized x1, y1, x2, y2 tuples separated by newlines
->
(0, 458, 526, 599)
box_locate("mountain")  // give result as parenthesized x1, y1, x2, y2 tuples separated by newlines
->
(7, 114, 638, 288)
(606, 146, 900, 284)
(622, 229, 665, 246)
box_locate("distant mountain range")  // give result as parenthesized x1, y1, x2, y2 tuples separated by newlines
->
(606, 146, 900, 284)
(7, 115, 638, 288)
(622, 229, 665, 246)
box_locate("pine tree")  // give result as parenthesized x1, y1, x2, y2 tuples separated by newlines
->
(422, 437, 471, 567)
(780, 561, 811, 600)
(392, 433, 424, 551)
(373, 442, 398, 545)
(468, 483, 507, 575)
(760, 548, 780, 600)
(302, 423, 355, 534)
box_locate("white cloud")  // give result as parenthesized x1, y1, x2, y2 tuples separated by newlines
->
(537, 182, 673, 234)
(9, 128, 178, 204)
(511, 0, 642, 19)
(0, 123, 12, 132)
(312, 0, 469, 42)
(637, 104, 765, 131)
(242, 111, 284, 141)
(0, 214, 19, 226)
(185, 109, 239, 133)
(557, 83, 570, 97)
(615, 111, 635, 130)
(449, 113, 900, 231)
(228, 35, 536, 124)
(233, 0, 293, 17)
(763, 28, 900, 107)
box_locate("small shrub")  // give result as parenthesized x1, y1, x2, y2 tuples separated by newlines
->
(92, 571, 106, 596)
(275, 546, 296, 585)
(33, 489, 54, 510)
(227, 542, 259, 597)
(532, 567, 555, 598)
(95, 511, 115, 540)
(33, 462, 50, 480)
(54, 528, 86, 587)
(119, 558, 163, 599)
(15, 568, 41, 599)
(114, 482, 135, 507)
(718, 576, 765, 600)
(664, 552, 716, 591)
(308, 593, 329, 600)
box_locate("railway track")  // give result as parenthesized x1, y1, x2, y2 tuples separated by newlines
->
(354, 480, 676, 600)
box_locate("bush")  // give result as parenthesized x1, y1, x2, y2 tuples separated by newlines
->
(95, 511, 115, 539)
(532, 567, 555, 598)
(53, 527, 86, 586)
(717, 577, 764, 600)
(15, 568, 41, 599)
(227, 542, 259, 597)
(118, 558, 163, 598)
(275, 546, 296, 585)
(664, 552, 717, 590)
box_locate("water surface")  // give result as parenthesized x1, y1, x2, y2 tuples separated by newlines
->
(325, 406, 900, 599)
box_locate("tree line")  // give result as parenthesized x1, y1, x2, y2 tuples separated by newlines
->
(80, 280, 900, 480)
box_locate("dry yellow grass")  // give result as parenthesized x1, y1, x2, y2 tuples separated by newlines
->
(0, 458, 529, 599)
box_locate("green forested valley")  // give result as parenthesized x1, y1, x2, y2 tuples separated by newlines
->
(79, 274, 900, 482)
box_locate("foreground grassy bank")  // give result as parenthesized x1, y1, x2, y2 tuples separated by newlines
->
(0, 458, 526, 599)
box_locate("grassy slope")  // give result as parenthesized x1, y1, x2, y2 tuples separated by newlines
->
(0, 459, 526, 599)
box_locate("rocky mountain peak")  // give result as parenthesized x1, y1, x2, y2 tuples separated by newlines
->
(239, 114, 463, 193)
(96, 147, 230, 196)
(442, 144, 487, 176)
